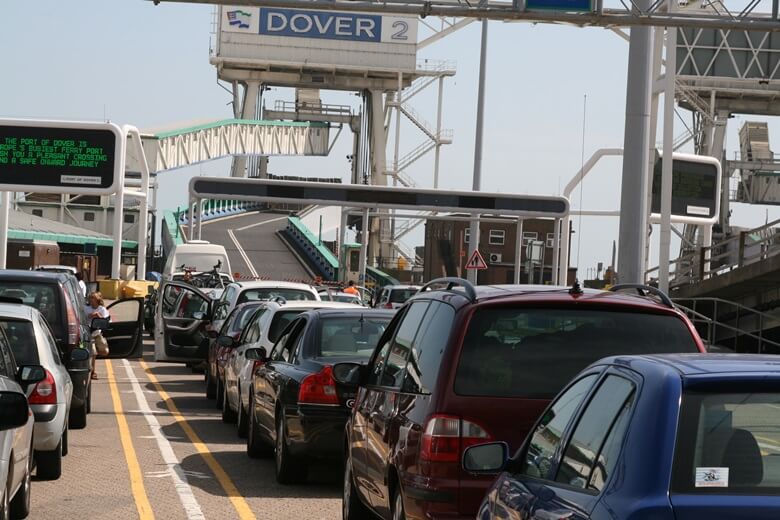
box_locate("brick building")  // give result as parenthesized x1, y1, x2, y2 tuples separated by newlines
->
(423, 217, 576, 285)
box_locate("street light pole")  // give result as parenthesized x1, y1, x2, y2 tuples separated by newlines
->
(467, 18, 489, 284)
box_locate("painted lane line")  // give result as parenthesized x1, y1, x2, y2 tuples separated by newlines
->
(235, 215, 288, 232)
(227, 228, 259, 278)
(122, 360, 206, 520)
(140, 359, 256, 520)
(106, 359, 155, 520)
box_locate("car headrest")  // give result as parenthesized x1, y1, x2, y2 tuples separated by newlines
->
(722, 428, 763, 486)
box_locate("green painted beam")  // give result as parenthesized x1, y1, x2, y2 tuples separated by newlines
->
(8, 230, 137, 249)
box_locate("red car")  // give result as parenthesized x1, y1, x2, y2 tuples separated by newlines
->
(336, 279, 706, 520)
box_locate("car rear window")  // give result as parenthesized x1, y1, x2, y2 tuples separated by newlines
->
(0, 282, 62, 331)
(673, 390, 780, 494)
(454, 307, 698, 398)
(268, 310, 306, 344)
(389, 289, 417, 303)
(315, 315, 391, 358)
(228, 305, 264, 335)
(0, 320, 39, 365)
(238, 289, 316, 303)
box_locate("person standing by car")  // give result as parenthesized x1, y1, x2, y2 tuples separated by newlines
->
(85, 292, 110, 380)
(75, 273, 87, 298)
(343, 281, 359, 296)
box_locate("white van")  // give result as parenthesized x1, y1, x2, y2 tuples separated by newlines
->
(156, 241, 233, 362)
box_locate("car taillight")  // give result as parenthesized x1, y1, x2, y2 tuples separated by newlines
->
(252, 360, 265, 372)
(384, 303, 393, 309)
(64, 292, 80, 347)
(29, 370, 57, 405)
(420, 415, 491, 463)
(298, 366, 340, 405)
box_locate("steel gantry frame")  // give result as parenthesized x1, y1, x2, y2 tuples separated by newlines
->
(157, 0, 780, 31)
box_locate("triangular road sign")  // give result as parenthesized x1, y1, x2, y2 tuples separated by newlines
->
(465, 249, 488, 270)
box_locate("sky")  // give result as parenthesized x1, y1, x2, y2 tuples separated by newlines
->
(2, 1, 779, 277)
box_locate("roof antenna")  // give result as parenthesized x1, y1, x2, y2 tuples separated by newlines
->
(569, 279, 583, 295)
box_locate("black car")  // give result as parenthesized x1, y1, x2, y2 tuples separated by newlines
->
(0, 270, 145, 429)
(246, 308, 394, 484)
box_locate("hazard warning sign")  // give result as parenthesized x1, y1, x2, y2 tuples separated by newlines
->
(465, 250, 488, 270)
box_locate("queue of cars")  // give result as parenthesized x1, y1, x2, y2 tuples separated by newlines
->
(154, 269, 780, 519)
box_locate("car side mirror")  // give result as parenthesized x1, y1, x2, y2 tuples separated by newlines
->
(217, 335, 236, 348)
(332, 362, 365, 387)
(0, 392, 30, 431)
(462, 442, 509, 474)
(192, 311, 206, 321)
(18, 365, 46, 386)
(70, 349, 91, 362)
(91, 317, 110, 331)
(245, 347, 268, 361)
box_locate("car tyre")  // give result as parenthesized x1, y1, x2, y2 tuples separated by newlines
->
(35, 439, 63, 481)
(86, 382, 92, 414)
(275, 417, 305, 484)
(0, 487, 8, 520)
(222, 389, 237, 424)
(68, 404, 87, 430)
(205, 367, 216, 399)
(237, 393, 249, 438)
(392, 487, 405, 520)
(216, 377, 225, 410)
(343, 451, 371, 520)
(62, 426, 69, 457)
(247, 390, 272, 458)
(10, 442, 33, 518)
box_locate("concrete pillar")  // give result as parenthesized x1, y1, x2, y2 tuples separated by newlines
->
(230, 81, 261, 178)
(368, 89, 389, 266)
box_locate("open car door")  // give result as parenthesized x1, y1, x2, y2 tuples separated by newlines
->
(102, 297, 145, 358)
(156, 282, 213, 362)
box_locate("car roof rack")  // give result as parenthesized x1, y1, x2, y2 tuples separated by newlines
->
(418, 277, 477, 302)
(608, 284, 674, 309)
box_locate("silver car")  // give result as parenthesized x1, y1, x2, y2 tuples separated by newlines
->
(0, 303, 74, 481)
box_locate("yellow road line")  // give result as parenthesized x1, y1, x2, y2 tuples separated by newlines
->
(140, 360, 256, 520)
(106, 359, 155, 520)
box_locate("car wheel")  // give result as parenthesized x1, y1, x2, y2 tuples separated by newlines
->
(392, 487, 405, 520)
(222, 388, 237, 424)
(247, 390, 273, 459)
(205, 367, 216, 399)
(35, 439, 63, 481)
(216, 377, 225, 410)
(62, 426, 69, 457)
(86, 382, 92, 414)
(237, 393, 249, 438)
(68, 404, 87, 430)
(343, 451, 371, 520)
(0, 487, 9, 520)
(10, 442, 33, 518)
(275, 417, 305, 484)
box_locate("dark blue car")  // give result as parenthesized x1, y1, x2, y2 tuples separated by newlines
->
(463, 354, 780, 519)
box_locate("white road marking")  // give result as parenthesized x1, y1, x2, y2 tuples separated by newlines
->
(122, 359, 206, 520)
(235, 215, 288, 232)
(227, 228, 259, 278)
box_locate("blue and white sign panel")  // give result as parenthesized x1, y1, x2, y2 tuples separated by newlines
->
(218, 6, 418, 72)
(525, 0, 592, 11)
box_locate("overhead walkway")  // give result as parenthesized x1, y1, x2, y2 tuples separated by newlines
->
(126, 119, 330, 174)
(9, 210, 137, 248)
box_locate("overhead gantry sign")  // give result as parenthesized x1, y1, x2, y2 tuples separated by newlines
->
(188, 176, 570, 284)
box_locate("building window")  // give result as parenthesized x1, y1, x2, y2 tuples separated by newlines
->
(464, 228, 470, 244)
(546, 233, 556, 248)
(84, 212, 95, 222)
(124, 214, 135, 224)
(31, 209, 43, 217)
(489, 229, 505, 246)
(522, 231, 538, 245)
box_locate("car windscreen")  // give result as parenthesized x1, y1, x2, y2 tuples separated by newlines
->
(315, 315, 390, 359)
(0, 320, 39, 365)
(237, 289, 316, 304)
(268, 310, 307, 344)
(173, 253, 227, 273)
(332, 294, 360, 304)
(673, 389, 780, 494)
(389, 289, 417, 303)
(454, 307, 698, 398)
(0, 283, 62, 332)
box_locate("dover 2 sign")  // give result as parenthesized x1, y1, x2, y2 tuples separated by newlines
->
(218, 6, 418, 72)
(0, 119, 123, 195)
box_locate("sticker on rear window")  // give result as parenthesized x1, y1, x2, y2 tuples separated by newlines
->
(695, 467, 729, 487)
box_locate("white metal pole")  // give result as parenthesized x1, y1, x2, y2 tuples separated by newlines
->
(0, 192, 9, 269)
(338, 208, 348, 283)
(434, 77, 444, 190)
(552, 218, 561, 285)
(659, 26, 677, 293)
(359, 209, 370, 287)
(467, 18, 489, 285)
(132, 129, 150, 281)
(197, 199, 204, 240)
(558, 216, 570, 284)
(617, 0, 654, 284)
(514, 218, 524, 284)
(111, 187, 125, 280)
(188, 197, 195, 241)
